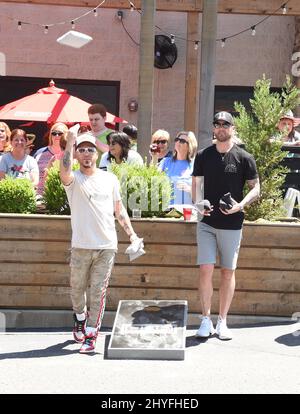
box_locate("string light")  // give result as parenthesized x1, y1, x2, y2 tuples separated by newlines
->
(282, 4, 287, 14)
(4, 0, 293, 50)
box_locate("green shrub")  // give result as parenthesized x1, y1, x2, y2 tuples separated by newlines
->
(0, 177, 36, 213)
(43, 162, 79, 215)
(110, 162, 172, 217)
(234, 75, 300, 221)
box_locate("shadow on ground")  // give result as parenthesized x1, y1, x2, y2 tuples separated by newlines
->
(0, 329, 112, 360)
(275, 331, 300, 347)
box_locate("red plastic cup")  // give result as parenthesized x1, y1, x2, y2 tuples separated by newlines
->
(183, 208, 192, 221)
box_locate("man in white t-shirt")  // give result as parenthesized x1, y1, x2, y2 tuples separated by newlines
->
(60, 128, 141, 353)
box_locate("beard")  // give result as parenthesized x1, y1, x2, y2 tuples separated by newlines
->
(82, 159, 93, 168)
(215, 131, 231, 142)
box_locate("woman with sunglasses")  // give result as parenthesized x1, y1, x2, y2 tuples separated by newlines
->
(159, 131, 198, 205)
(34, 122, 69, 196)
(0, 122, 12, 160)
(0, 129, 39, 186)
(149, 129, 172, 164)
(99, 132, 143, 170)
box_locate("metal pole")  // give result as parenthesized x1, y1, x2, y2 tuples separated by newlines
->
(137, 0, 156, 159)
(198, 0, 218, 149)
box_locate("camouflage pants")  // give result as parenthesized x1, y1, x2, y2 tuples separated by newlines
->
(70, 248, 116, 329)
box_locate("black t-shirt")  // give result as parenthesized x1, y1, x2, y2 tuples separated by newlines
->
(192, 144, 258, 230)
(158, 150, 173, 163)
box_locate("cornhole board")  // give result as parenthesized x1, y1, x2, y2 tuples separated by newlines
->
(107, 300, 188, 360)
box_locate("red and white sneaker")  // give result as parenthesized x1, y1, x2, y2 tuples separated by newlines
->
(73, 313, 87, 343)
(80, 328, 97, 353)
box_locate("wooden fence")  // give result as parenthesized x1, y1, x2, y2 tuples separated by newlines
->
(0, 214, 299, 316)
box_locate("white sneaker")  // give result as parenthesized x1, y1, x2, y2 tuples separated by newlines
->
(196, 316, 215, 338)
(216, 316, 233, 340)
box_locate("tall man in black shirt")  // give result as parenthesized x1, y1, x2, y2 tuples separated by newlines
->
(192, 112, 260, 340)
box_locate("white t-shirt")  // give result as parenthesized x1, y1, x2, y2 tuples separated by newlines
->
(64, 169, 121, 250)
(99, 149, 143, 169)
(0, 152, 39, 181)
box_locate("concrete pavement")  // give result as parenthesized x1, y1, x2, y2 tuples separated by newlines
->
(0, 315, 299, 394)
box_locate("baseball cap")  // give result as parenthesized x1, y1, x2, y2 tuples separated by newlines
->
(75, 133, 97, 148)
(280, 109, 294, 120)
(213, 111, 234, 125)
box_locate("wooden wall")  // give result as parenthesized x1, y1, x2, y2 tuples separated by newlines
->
(0, 214, 299, 316)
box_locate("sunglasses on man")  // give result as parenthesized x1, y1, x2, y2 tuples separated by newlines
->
(213, 122, 231, 129)
(76, 147, 97, 154)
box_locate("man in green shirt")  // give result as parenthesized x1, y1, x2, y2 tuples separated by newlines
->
(88, 103, 114, 161)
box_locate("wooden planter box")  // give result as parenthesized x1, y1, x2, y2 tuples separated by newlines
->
(0, 214, 299, 317)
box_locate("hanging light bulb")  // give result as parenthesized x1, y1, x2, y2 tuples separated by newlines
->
(282, 4, 287, 14)
(194, 41, 199, 50)
(18, 21, 22, 31)
(221, 38, 226, 48)
(71, 20, 75, 30)
(44, 25, 49, 34)
(170, 34, 175, 44)
(93, 9, 98, 17)
(251, 26, 256, 36)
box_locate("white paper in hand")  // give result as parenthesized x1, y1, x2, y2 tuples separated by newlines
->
(69, 123, 81, 135)
(193, 200, 211, 214)
(125, 237, 145, 261)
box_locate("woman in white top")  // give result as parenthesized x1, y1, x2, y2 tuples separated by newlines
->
(99, 132, 143, 170)
(0, 128, 39, 186)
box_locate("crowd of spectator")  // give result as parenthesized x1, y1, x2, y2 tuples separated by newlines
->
(1, 103, 299, 211)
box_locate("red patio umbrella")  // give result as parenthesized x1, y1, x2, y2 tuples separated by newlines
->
(0, 80, 126, 125)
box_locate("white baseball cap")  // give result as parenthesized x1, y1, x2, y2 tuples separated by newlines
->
(75, 133, 97, 148)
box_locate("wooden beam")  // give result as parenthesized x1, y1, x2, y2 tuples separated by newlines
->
(3, 0, 300, 15)
(137, 0, 155, 158)
(198, 0, 217, 150)
(184, 12, 200, 134)
(293, 17, 300, 118)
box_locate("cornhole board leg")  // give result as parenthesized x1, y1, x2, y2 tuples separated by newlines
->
(107, 300, 188, 360)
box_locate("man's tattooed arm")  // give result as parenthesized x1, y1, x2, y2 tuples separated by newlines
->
(115, 201, 137, 240)
(60, 129, 76, 186)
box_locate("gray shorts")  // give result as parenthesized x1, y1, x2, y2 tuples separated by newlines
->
(196, 221, 242, 270)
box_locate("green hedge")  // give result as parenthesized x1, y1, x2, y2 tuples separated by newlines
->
(0, 177, 36, 213)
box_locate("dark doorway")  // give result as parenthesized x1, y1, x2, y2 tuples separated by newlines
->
(215, 85, 281, 116)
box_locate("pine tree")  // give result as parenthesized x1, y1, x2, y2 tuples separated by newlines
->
(234, 75, 300, 221)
